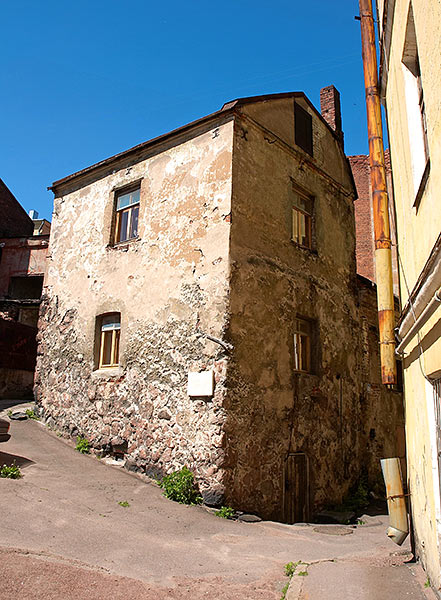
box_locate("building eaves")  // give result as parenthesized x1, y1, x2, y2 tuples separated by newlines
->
(49, 106, 234, 193)
(50, 91, 353, 195)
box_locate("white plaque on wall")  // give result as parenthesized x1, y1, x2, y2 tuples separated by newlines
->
(187, 370, 214, 397)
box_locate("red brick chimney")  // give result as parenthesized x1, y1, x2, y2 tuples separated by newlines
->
(320, 85, 344, 147)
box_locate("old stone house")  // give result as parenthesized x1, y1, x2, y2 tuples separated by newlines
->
(36, 88, 403, 521)
(0, 179, 50, 398)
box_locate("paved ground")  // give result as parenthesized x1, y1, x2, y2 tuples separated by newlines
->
(0, 402, 435, 599)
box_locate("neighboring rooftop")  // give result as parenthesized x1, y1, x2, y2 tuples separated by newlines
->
(0, 179, 34, 239)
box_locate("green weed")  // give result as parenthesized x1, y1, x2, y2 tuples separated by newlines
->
(280, 581, 290, 600)
(0, 462, 22, 479)
(424, 577, 430, 588)
(281, 560, 309, 597)
(215, 506, 235, 519)
(118, 501, 130, 507)
(284, 561, 299, 577)
(25, 408, 39, 420)
(75, 436, 90, 454)
(158, 466, 202, 505)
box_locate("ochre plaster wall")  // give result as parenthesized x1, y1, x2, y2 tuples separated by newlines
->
(223, 105, 403, 520)
(378, 0, 441, 588)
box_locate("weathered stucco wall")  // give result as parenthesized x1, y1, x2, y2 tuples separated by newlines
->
(222, 103, 403, 520)
(36, 96, 404, 521)
(36, 118, 235, 504)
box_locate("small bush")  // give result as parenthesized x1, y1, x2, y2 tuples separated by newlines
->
(118, 501, 130, 507)
(75, 436, 90, 454)
(25, 408, 39, 420)
(215, 506, 235, 519)
(159, 466, 202, 505)
(1, 463, 22, 479)
(284, 562, 296, 577)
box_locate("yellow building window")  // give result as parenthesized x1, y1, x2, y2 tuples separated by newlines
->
(98, 314, 121, 368)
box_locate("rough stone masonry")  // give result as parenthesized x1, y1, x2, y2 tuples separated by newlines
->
(35, 90, 404, 521)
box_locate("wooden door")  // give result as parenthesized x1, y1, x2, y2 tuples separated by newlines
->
(283, 453, 309, 524)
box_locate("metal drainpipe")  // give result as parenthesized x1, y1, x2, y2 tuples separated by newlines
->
(396, 286, 441, 355)
(381, 458, 409, 545)
(358, 0, 397, 384)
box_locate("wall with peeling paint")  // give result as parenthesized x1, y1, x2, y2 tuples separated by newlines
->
(36, 118, 235, 504)
(36, 97, 403, 520)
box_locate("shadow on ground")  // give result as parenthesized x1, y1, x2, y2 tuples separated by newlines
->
(0, 450, 34, 469)
(0, 398, 33, 412)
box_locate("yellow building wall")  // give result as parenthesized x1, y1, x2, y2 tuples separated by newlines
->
(378, 0, 441, 589)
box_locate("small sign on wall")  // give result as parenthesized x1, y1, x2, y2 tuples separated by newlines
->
(187, 370, 214, 397)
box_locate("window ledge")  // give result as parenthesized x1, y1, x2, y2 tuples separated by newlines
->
(290, 240, 318, 255)
(92, 366, 124, 380)
(413, 159, 430, 211)
(107, 237, 141, 251)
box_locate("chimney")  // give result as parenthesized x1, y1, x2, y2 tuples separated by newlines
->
(320, 85, 344, 147)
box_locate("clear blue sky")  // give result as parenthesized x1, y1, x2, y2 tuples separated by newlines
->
(2, 1, 370, 221)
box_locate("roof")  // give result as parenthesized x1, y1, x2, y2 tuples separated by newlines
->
(50, 92, 348, 193)
(0, 179, 34, 238)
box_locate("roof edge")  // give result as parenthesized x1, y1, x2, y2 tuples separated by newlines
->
(50, 106, 235, 193)
(50, 90, 352, 195)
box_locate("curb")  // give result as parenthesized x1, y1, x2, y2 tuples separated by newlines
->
(286, 574, 304, 599)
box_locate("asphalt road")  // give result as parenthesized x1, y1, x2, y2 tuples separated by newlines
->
(0, 406, 433, 599)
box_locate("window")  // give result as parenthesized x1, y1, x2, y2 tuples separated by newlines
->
(292, 193, 313, 249)
(402, 4, 430, 201)
(294, 102, 313, 156)
(8, 275, 44, 299)
(98, 313, 121, 368)
(114, 187, 140, 243)
(293, 317, 311, 372)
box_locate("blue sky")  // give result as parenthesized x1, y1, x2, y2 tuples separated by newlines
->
(2, 1, 369, 221)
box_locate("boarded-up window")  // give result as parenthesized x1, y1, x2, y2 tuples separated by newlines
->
(294, 102, 313, 156)
(9, 276, 44, 299)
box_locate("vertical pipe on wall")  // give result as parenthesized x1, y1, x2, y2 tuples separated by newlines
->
(381, 457, 409, 545)
(359, 0, 397, 384)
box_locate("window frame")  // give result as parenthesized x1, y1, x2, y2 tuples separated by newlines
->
(113, 185, 140, 245)
(293, 317, 313, 374)
(290, 186, 314, 251)
(401, 5, 430, 205)
(97, 313, 121, 369)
